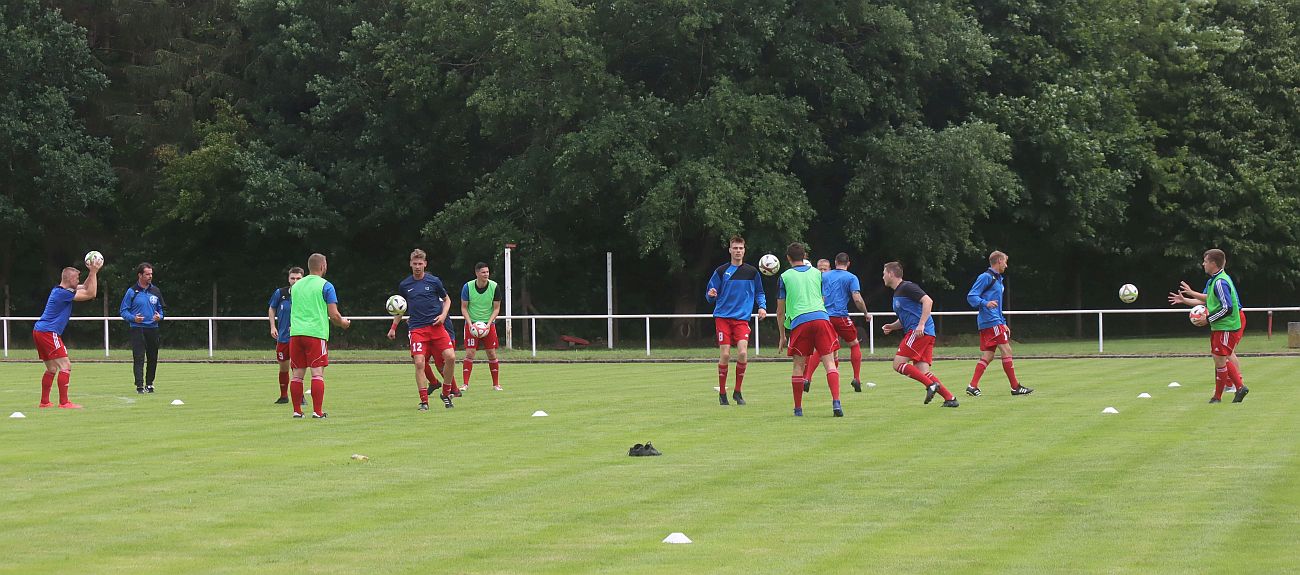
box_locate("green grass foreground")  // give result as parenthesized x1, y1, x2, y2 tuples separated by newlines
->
(2, 359, 1297, 574)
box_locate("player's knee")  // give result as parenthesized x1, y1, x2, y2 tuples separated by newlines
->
(719, 350, 731, 363)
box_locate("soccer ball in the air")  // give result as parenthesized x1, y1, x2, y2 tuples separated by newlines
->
(1189, 304, 1208, 326)
(758, 254, 781, 276)
(385, 295, 407, 316)
(84, 250, 104, 267)
(1118, 284, 1138, 304)
(470, 321, 490, 338)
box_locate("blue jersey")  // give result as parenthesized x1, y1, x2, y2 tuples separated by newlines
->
(33, 286, 76, 334)
(268, 288, 292, 344)
(705, 263, 767, 320)
(821, 269, 860, 317)
(892, 281, 935, 336)
(399, 274, 448, 329)
(120, 283, 166, 328)
(966, 269, 1006, 329)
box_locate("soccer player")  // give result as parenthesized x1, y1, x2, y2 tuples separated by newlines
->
(881, 262, 958, 407)
(460, 262, 503, 391)
(268, 266, 304, 404)
(804, 253, 871, 392)
(816, 259, 831, 273)
(1168, 248, 1248, 403)
(120, 263, 166, 394)
(965, 251, 1033, 397)
(775, 242, 843, 417)
(289, 253, 351, 418)
(705, 235, 768, 406)
(387, 249, 458, 410)
(32, 258, 102, 409)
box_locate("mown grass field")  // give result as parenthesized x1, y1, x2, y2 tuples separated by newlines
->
(2, 358, 1297, 574)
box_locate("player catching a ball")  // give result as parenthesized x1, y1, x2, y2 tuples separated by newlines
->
(32, 252, 103, 409)
(705, 235, 768, 406)
(1168, 248, 1248, 404)
(460, 262, 503, 391)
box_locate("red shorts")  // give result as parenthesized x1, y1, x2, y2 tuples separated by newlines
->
(464, 322, 499, 350)
(1210, 329, 1243, 356)
(275, 342, 291, 362)
(829, 316, 858, 341)
(714, 318, 751, 346)
(896, 330, 935, 364)
(289, 336, 329, 369)
(33, 331, 68, 361)
(979, 324, 1010, 351)
(409, 324, 454, 357)
(787, 320, 839, 358)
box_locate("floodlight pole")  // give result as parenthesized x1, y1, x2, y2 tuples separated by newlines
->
(504, 243, 515, 349)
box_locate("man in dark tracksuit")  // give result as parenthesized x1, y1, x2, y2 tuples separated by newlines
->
(121, 263, 166, 393)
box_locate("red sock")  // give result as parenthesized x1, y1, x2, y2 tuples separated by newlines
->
(423, 363, 440, 385)
(462, 359, 474, 386)
(57, 370, 71, 404)
(419, 384, 429, 403)
(1214, 367, 1228, 399)
(803, 355, 818, 382)
(278, 371, 290, 399)
(489, 360, 500, 386)
(442, 381, 454, 397)
(1002, 356, 1020, 389)
(934, 380, 955, 401)
(310, 377, 325, 416)
(290, 377, 304, 414)
(895, 363, 932, 386)
(40, 372, 54, 404)
(717, 363, 728, 395)
(791, 376, 803, 409)
(827, 369, 841, 401)
(1226, 362, 1243, 387)
(735, 362, 746, 392)
(970, 359, 989, 388)
(850, 344, 862, 380)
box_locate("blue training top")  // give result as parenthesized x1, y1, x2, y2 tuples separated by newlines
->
(705, 262, 767, 321)
(966, 269, 1006, 329)
(34, 286, 76, 334)
(120, 283, 166, 328)
(399, 274, 448, 329)
(268, 288, 292, 344)
(892, 280, 935, 336)
(821, 269, 860, 318)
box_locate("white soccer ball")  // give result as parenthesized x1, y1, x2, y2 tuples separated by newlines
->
(385, 294, 407, 316)
(758, 254, 781, 276)
(1118, 283, 1138, 304)
(470, 321, 490, 338)
(84, 250, 104, 267)
(1189, 304, 1208, 326)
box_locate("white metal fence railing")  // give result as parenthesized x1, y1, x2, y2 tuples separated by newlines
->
(3, 307, 1298, 359)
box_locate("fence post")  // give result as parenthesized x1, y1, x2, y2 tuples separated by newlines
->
(103, 318, 110, 357)
(1097, 312, 1104, 353)
(3, 317, 8, 358)
(753, 315, 760, 356)
(645, 316, 650, 356)
(208, 318, 215, 358)
(868, 315, 875, 355)
(531, 317, 536, 358)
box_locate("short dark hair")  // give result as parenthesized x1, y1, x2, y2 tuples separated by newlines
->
(834, 252, 850, 265)
(1204, 249, 1226, 268)
(135, 262, 153, 275)
(785, 242, 806, 262)
(883, 261, 904, 278)
(474, 262, 489, 272)
(287, 266, 305, 276)
(728, 235, 745, 247)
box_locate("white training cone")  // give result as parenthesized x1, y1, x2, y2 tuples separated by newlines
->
(350, 454, 370, 462)
(532, 410, 548, 417)
(865, 382, 877, 388)
(662, 532, 692, 544)
(170, 399, 184, 405)
(713, 387, 720, 392)
(1102, 407, 1119, 414)
(10, 412, 26, 419)
(1138, 393, 1152, 398)
(1168, 381, 1181, 388)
